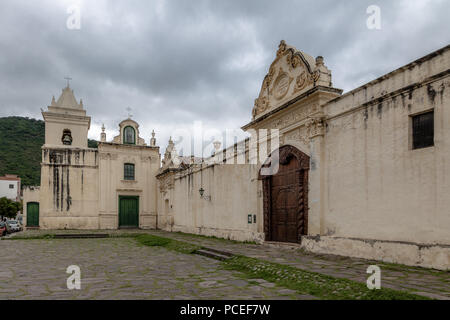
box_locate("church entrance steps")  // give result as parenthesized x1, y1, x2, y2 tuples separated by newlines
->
(194, 248, 234, 261)
(264, 241, 302, 249)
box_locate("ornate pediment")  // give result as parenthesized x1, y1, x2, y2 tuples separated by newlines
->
(252, 40, 333, 120)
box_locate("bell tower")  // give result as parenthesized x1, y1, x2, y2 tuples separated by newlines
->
(37, 82, 98, 228)
(42, 83, 91, 148)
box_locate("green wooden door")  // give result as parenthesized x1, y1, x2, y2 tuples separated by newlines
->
(119, 196, 139, 228)
(27, 202, 39, 227)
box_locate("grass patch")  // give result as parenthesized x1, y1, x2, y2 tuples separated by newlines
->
(222, 255, 431, 300)
(378, 261, 449, 278)
(135, 234, 201, 254)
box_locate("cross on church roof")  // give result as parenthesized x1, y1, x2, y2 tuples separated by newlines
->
(126, 107, 133, 118)
(64, 77, 72, 88)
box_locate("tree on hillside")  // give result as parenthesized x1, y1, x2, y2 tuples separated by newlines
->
(0, 197, 21, 220)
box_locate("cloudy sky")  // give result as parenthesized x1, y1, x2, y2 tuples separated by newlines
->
(0, 0, 449, 155)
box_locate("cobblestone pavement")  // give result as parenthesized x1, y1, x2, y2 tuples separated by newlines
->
(4, 229, 449, 300)
(145, 231, 450, 300)
(0, 238, 315, 300)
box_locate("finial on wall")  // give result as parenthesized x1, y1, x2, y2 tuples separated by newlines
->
(100, 123, 106, 142)
(150, 129, 156, 147)
(316, 56, 324, 66)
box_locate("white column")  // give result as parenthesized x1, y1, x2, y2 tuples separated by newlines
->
(307, 114, 326, 236)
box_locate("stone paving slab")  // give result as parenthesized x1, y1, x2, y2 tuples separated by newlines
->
(143, 230, 450, 300)
(4, 229, 449, 300)
(0, 238, 313, 300)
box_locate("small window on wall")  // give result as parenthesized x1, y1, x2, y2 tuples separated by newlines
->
(9, 184, 14, 189)
(412, 111, 434, 150)
(124, 163, 135, 181)
(123, 126, 136, 145)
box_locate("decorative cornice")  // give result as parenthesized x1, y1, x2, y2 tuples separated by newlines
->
(98, 142, 159, 151)
(243, 86, 341, 130)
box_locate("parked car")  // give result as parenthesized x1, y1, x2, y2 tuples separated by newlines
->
(7, 220, 21, 232)
(0, 222, 7, 236)
(1, 221, 12, 235)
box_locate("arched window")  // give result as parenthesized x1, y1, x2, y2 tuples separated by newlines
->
(123, 126, 136, 145)
(124, 163, 135, 180)
(62, 129, 73, 145)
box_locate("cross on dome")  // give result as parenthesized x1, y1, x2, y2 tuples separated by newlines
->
(126, 107, 133, 119)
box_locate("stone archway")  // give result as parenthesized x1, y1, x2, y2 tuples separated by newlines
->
(259, 145, 310, 243)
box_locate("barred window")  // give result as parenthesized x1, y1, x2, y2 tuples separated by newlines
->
(412, 111, 434, 150)
(124, 163, 135, 181)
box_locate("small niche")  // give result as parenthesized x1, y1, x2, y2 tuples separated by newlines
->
(62, 129, 73, 145)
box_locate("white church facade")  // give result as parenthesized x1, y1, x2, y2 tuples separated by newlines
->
(24, 42, 450, 270)
(24, 86, 160, 230)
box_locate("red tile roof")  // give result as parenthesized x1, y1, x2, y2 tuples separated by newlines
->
(0, 175, 21, 181)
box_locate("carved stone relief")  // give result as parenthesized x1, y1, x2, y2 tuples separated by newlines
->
(272, 69, 294, 100)
(268, 103, 319, 130)
(283, 126, 309, 147)
(251, 41, 333, 120)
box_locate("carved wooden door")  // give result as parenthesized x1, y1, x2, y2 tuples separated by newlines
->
(261, 145, 309, 244)
(270, 157, 303, 242)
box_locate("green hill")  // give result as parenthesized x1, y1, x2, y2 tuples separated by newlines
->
(0, 117, 98, 187)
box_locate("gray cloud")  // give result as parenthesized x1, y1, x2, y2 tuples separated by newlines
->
(0, 0, 449, 153)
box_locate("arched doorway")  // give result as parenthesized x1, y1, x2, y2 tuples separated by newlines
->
(259, 145, 310, 243)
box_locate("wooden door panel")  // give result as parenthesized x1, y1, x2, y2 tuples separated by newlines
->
(119, 197, 139, 228)
(264, 146, 309, 244)
(27, 202, 39, 227)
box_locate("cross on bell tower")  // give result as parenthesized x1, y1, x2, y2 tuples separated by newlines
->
(64, 77, 72, 88)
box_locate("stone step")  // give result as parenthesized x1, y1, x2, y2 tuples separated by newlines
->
(53, 234, 109, 239)
(195, 248, 233, 261)
(201, 247, 234, 257)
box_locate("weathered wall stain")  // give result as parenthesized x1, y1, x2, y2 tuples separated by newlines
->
(427, 84, 436, 103)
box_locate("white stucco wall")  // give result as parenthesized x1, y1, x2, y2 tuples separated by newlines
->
(37, 147, 99, 229)
(158, 163, 264, 242)
(0, 180, 20, 201)
(322, 49, 450, 245)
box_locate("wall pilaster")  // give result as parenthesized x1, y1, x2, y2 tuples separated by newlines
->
(307, 112, 326, 236)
